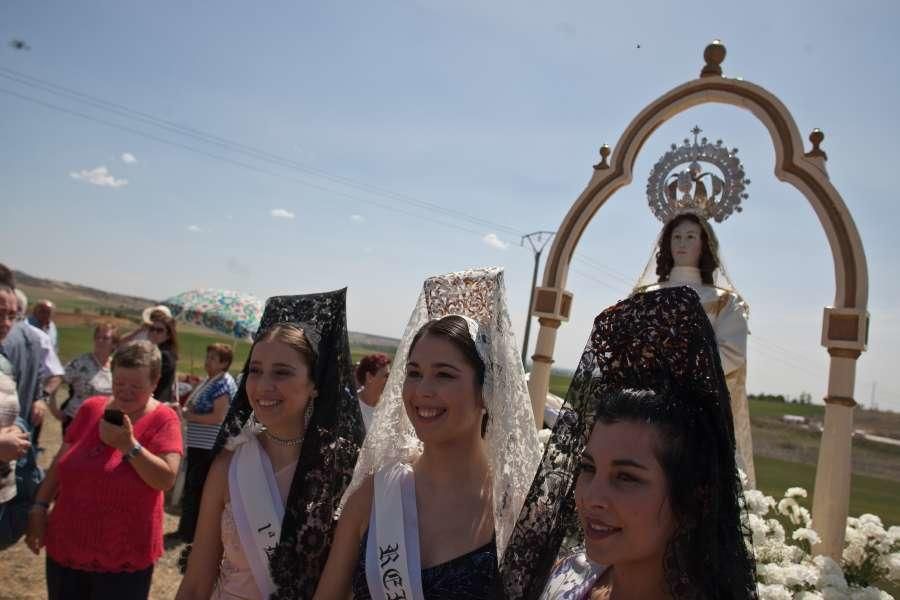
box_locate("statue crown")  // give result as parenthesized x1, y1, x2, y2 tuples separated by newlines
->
(647, 126, 751, 223)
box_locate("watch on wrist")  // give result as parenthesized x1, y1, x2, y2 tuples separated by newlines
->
(122, 441, 142, 461)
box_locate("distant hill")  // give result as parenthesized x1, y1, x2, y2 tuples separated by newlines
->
(13, 270, 157, 317)
(13, 270, 401, 351)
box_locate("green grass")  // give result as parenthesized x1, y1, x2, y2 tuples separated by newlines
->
(57, 323, 386, 378)
(755, 455, 900, 526)
(748, 398, 825, 419)
(549, 372, 571, 398)
(540, 371, 899, 527)
(545, 374, 830, 419)
(17, 284, 140, 316)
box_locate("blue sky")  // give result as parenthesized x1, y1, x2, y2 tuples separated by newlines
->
(2, 1, 899, 410)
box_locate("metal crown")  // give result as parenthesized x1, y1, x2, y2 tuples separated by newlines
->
(646, 126, 751, 223)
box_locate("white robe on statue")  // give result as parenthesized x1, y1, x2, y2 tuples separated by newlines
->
(645, 266, 755, 486)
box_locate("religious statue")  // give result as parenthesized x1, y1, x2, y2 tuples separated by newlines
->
(634, 126, 756, 486)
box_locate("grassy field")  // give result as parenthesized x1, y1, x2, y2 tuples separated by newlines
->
(57, 323, 383, 378)
(542, 374, 900, 525)
(755, 455, 900, 526)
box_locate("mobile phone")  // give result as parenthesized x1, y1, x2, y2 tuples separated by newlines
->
(103, 408, 125, 426)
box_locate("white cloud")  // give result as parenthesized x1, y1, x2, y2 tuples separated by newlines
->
(187, 225, 202, 232)
(270, 208, 295, 219)
(482, 233, 509, 250)
(121, 152, 137, 164)
(350, 214, 364, 223)
(69, 166, 128, 188)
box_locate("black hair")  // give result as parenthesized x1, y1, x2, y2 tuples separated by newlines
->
(591, 387, 756, 599)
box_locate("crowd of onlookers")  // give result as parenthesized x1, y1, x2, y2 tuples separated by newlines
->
(0, 262, 393, 599)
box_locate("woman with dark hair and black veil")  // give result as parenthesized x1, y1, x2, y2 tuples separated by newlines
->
(176, 289, 365, 600)
(500, 287, 757, 600)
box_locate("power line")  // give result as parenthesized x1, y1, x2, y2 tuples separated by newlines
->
(571, 268, 630, 294)
(572, 254, 636, 287)
(0, 66, 647, 284)
(0, 66, 524, 237)
(0, 85, 515, 243)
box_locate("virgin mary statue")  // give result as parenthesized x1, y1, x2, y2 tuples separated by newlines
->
(634, 127, 756, 486)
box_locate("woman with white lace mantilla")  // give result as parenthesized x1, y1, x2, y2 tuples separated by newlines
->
(634, 128, 755, 486)
(314, 267, 542, 600)
(177, 289, 364, 600)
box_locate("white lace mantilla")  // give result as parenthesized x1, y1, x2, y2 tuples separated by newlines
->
(346, 267, 542, 560)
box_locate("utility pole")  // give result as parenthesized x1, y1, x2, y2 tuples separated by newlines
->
(521, 231, 555, 369)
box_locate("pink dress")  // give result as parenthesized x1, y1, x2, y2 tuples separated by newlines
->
(211, 458, 297, 600)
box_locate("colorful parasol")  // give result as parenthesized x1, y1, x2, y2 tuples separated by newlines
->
(161, 289, 263, 341)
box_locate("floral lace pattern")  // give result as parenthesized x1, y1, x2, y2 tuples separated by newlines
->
(181, 289, 364, 599)
(347, 267, 542, 566)
(499, 287, 757, 600)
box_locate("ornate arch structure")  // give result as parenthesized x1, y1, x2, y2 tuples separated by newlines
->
(528, 41, 869, 559)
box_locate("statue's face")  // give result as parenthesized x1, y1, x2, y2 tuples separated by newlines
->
(670, 220, 703, 268)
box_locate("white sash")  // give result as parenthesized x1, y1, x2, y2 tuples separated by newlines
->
(366, 462, 424, 600)
(228, 434, 284, 599)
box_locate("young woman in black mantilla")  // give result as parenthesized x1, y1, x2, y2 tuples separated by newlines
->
(176, 289, 365, 600)
(500, 287, 758, 600)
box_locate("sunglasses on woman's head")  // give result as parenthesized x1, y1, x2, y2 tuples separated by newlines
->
(149, 326, 166, 333)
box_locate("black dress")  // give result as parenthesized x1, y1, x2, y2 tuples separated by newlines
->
(153, 347, 177, 403)
(351, 529, 498, 600)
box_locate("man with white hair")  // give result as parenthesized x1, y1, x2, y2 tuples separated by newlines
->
(0, 266, 63, 445)
(28, 299, 58, 352)
(0, 284, 31, 463)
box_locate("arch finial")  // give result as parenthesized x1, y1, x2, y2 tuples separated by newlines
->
(701, 40, 726, 78)
(593, 144, 611, 170)
(806, 128, 828, 160)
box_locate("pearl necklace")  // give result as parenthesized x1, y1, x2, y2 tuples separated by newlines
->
(263, 429, 305, 447)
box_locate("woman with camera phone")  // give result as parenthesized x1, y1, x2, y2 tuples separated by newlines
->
(25, 340, 183, 600)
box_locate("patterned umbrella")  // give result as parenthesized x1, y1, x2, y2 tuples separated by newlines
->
(161, 289, 263, 341)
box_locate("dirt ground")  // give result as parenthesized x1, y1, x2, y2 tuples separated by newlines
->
(0, 412, 188, 600)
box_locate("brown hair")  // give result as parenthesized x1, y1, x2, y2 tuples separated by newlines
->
(254, 323, 317, 383)
(355, 353, 391, 386)
(408, 315, 488, 435)
(93, 321, 120, 344)
(112, 340, 162, 382)
(151, 315, 180, 359)
(655, 213, 719, 285)
(206, 342, 234, 370)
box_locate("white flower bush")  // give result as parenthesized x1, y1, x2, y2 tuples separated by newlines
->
(743, 480, 899, 599)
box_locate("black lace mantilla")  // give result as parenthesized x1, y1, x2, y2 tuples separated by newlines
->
(498, 287, 757, 600)
(181, 288, 365, 599)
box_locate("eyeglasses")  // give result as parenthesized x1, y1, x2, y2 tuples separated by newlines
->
(149, 326, 166, 334)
